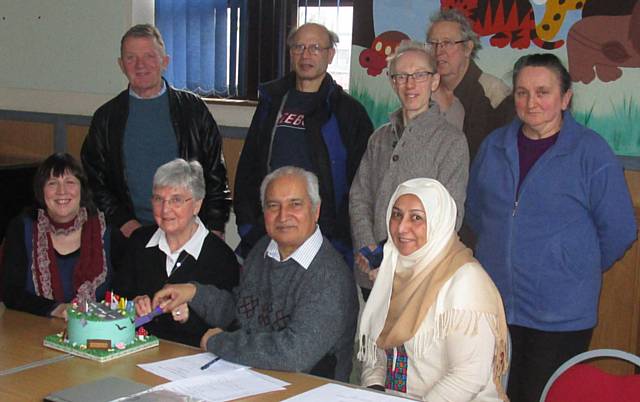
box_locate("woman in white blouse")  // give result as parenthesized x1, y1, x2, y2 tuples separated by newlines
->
(358, 178, 508, 401)
(116, 159, 239, 346)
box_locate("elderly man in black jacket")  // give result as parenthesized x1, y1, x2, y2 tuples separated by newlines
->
(81, 24, 230, 243)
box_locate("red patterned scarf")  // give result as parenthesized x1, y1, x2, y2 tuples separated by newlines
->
(31, 208, 108, 302)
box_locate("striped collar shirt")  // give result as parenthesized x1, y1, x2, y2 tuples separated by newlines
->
(265, 226, 323, 270)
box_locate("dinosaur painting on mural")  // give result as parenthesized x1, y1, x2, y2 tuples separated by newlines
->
(440, 0, 566, 49)
(567, 0, 640, 83)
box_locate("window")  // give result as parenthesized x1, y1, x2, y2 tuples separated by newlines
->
(155, 0, 353, 99)
(155, 0, 243, 98)
(298, 3, 353, 89)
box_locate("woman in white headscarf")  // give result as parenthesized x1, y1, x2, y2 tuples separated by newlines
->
(358, 178, 508, 401)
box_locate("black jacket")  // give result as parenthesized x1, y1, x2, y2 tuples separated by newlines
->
(115, 225, 240, 347)
(81, 81, 231, 231)
(233, 73, 374, 257)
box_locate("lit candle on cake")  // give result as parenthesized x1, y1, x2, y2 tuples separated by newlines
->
(110, 294, 119, 310)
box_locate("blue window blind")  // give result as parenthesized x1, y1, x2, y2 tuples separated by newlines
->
(155, 0, 350, 99)
(155, 0, 245, 97)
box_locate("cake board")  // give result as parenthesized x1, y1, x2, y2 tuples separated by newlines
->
(44, 334, 159, 363)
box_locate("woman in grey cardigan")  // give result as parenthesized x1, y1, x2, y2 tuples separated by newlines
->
(349, 40, 469, 298)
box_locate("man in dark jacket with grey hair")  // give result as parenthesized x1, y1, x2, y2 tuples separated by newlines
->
(82, 24, 230, 240)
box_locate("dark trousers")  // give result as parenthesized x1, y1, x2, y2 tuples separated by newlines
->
(507, 325, 593, 402)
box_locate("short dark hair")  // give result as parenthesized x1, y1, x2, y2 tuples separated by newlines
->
(33, 153, 95, 214)
(512, 53, 572, 95)
(120, 24, 166, 57)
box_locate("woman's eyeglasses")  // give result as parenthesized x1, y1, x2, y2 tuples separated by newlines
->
(390, 71, 435, 85)
(151, 195, 192, 208)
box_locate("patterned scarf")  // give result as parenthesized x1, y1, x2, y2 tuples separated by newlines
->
(31, 208, 108, 302)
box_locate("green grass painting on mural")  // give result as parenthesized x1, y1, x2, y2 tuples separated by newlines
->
(350, 85, 399, 129)
(574, 96, 640, 157)
(350, 82, 640, 158)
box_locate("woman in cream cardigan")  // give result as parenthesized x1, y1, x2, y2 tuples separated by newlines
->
(358, 178, 508, 401)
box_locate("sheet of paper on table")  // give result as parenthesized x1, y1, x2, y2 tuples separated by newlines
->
(147, 369, 290, 402)
(137, 352, 247, 381)
(282, 383, 414, 402)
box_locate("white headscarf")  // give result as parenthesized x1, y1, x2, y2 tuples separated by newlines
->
(358, 178, 462, 356)
(357, 178, 509, 399)
(388, 178, 457, 272)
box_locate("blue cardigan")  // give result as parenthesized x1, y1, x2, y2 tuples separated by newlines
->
(466, 112, 636, 331)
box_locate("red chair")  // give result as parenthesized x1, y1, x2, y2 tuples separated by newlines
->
(541, 349, 640, 402)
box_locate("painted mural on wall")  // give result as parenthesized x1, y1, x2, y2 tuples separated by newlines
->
(349, 0, 640, 157)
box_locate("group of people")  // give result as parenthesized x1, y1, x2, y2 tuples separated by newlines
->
(1, 8, 637, 402)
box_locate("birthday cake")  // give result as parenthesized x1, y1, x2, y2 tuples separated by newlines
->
(44, 295, 159, 362)
(67, 301, 136, 347)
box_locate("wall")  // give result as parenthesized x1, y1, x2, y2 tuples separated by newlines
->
(0, 0, 136, 115)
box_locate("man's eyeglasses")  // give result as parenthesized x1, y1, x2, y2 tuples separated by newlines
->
(426, 39, 467, 51)
(151, 195, 193, 208)
(390, 71, 435, 85)
(290, 43, 331, 55)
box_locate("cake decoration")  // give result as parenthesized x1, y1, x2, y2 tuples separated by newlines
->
(44, 292, 159, 362)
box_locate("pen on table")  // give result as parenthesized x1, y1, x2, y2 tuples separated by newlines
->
(200, 356, 221, 370)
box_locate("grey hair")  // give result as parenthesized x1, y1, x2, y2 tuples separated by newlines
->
(286, 22, 339, 48)
(427, 9, 481, 59)
(153, 159, 205, 200)
(260, 166, 321, 213)
(121, 24, 166, 57)
(387, 39, 436, 76)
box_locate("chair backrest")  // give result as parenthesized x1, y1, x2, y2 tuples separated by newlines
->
(540, 349, 640, 402)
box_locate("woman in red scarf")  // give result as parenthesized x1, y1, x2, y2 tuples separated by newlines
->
(2, 153, 111, 318)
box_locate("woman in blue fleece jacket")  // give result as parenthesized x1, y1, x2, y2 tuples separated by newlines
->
(466, 54, 637, 402)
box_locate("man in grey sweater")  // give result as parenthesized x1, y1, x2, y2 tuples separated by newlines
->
(153, 166, 358, 381)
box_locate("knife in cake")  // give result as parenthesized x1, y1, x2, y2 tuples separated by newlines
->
(134, 306, 164, 328)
